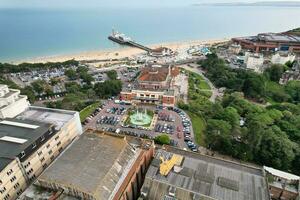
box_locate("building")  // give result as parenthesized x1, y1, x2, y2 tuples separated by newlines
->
(271, 51, 296, 65)
(279, 60, 300, 84)
(229, 44, 242, 54)
(264, 166, 299, 200)
(149, 47, 174, 57)
(35, 130, 155, 200)
(139, 147, 270, 200)
(0, 85, 29, 119)
(244, 52, 264, 73)
(232, 33, 300, 53)
(121, 65, 180, 106)
(0, 85, 82, 200)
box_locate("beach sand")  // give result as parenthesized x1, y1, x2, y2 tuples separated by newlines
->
(13, 38, 229, 65)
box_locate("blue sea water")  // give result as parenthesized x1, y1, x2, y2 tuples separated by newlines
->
(0, 6, 300, 62)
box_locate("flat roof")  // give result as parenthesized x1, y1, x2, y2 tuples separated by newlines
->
(38, 132, 140, 200)
(17, 106, 75, 130)
(0, 118, 52, 171)
(142, 148, 269, 200)
(264, 166, 300, 181)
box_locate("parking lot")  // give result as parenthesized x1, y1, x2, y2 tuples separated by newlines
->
(84, 100, 198, 150)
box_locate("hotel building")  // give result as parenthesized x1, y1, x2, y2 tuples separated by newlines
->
(121, 65, 179, 107)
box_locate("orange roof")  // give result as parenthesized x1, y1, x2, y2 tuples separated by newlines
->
(138, 67, 169, 82)
(171, 67, 180, 77)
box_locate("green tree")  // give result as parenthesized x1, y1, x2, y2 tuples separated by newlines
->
(154, 134, 171, 145)
(264, 64, 284, 82)
(285, 81, 300, 102)
(65, 69, 77, 80)
(21, 86, 36, 103)
(31, 80, 47, 95)
(106, 70, 118, 80)
(205, 119, 232, 154)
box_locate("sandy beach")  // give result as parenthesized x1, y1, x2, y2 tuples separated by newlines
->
(13, 38, 229, 65)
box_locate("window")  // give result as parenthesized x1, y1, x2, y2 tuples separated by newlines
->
(55, 136, 59, 141)
(6, 169, 13, 176)
(0, 186, 6, 194)
(32, 142, 36, 149)
(46, 144, 50, 148)
(10, 176, 16, 182)
(48, 150, 53, 155)
(4, 193, 10, 200)
(58, 147, 63, 153)
(50, 155, 55, 161)
(57, 141, 61, 146)
(26, 168, 33, 175)
(17, 189, 23, 196)
(37, 151, 42, 156)
(0, 180, 2, 185)
(24, 162, 31, 169)
(14, 183, 20, 189)
(40, 135, 45, 142)
(42, 163, 48, 169)
(20, 151, 25, 158)
(40, 157, 45, 162)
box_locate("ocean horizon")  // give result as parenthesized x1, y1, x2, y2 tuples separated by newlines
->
(0, 5, 300, 62)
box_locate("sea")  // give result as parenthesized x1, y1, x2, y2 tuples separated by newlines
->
(0, 5, 300, 62)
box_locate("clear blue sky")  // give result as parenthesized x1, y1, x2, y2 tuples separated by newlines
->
(1, 0, 300, 9)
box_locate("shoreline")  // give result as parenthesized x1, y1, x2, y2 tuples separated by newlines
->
(11, 38, 229, 65)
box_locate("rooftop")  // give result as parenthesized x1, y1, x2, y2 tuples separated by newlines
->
(37, 132, 140, 200)
(141, 148, 269, 200)
(0, 118, 53, 171)
(17, 106, 75, 130)
(264, 166, 300, 181)
(138, 66, 169, 82)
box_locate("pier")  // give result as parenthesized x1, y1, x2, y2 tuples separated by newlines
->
(108, 30, 153, 52)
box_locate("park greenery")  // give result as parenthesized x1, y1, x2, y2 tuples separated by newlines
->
(179, 54, 300, 175)
(79, 102, 101, 122)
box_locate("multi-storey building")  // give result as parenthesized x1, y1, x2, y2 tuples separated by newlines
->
(232, 33, 300, 53)
(121, 65, 179, 106)
(34, 130, 154, 200)
(0, 85, 29, 119)
(0, 85, 82, 200)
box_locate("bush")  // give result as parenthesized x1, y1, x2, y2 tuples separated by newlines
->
(154, 134, 170, 145)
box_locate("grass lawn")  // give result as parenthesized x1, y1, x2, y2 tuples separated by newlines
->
(198, 80, 211, 90)
(188, 111, 206, 146)
(79, 102, 100, 122)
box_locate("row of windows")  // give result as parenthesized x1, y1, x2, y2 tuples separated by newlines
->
(23, 162, 30, 169)
(3, 193, 10, 200)
(26, 168, 33, 175)
(13, 182, 20, 190)
(6, 169, 13, 176)
(10, 176, 16, 183)
(17, 189, 23, 196)
(0, 186, 6, 194)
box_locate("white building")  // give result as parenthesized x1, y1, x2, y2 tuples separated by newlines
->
(271, 51, 296, 65)
(0, 85, 29, 119)
(0, 85, 82, 200)
(244, 52, 264, 73)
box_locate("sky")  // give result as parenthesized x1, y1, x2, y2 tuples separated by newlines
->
(1, 0, 300, 9)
